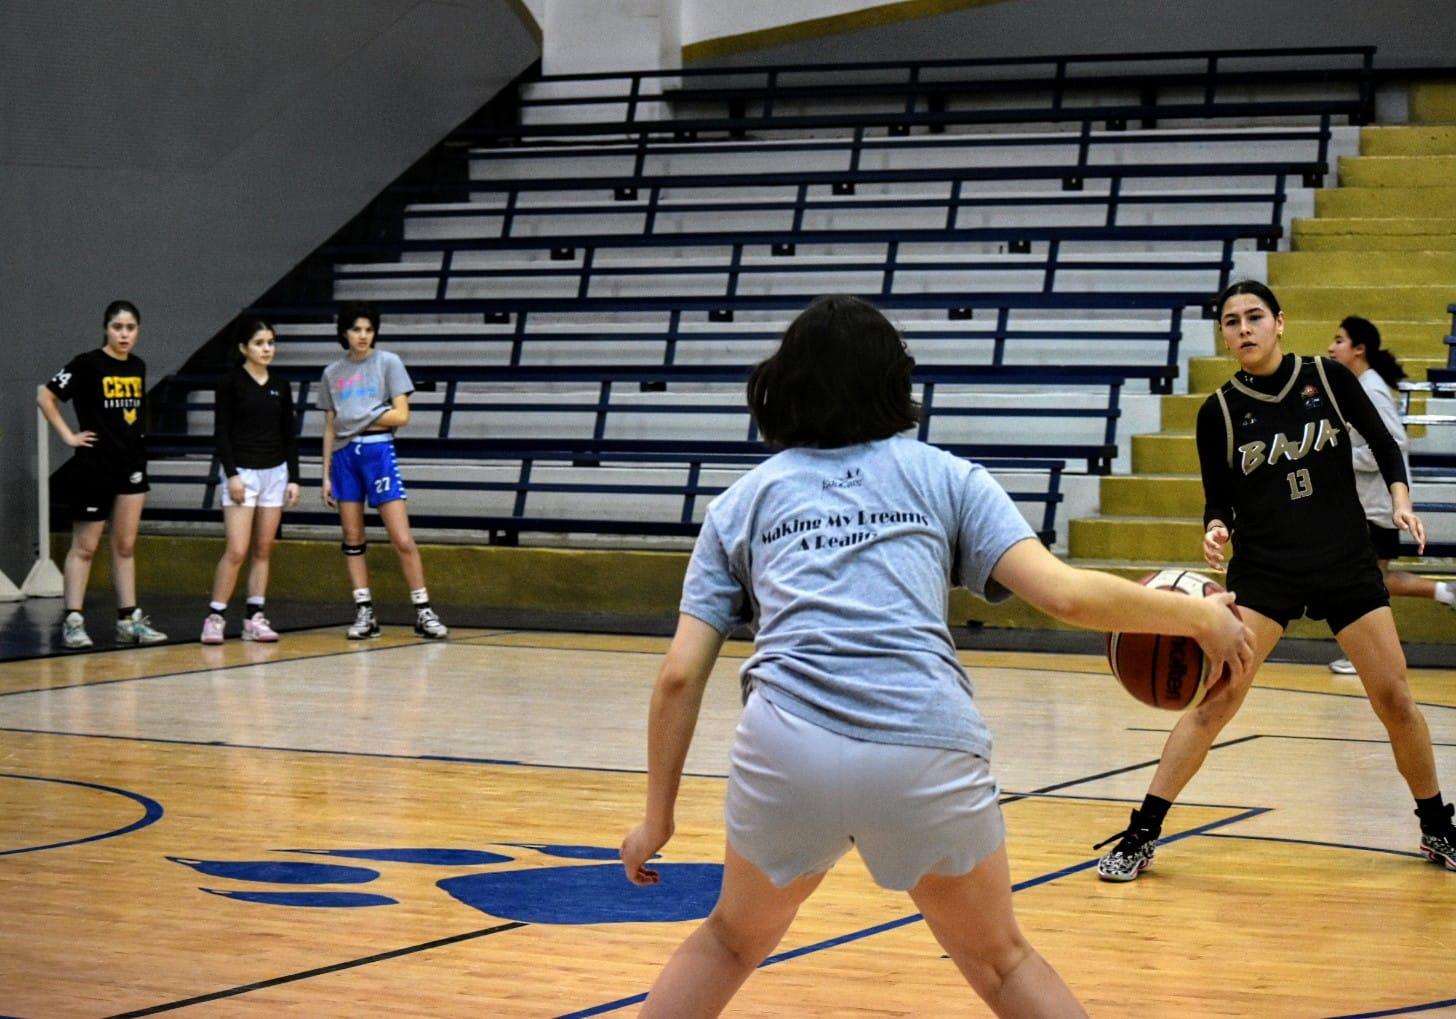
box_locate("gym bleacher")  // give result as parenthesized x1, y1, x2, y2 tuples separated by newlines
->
(139, 45, 1453, 641)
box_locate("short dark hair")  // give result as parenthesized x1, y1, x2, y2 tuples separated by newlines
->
(336, 301, 380, 349)
(104, 300, 140, 327)
(1213, 280, 1281, 320)
(747, 295, 920, 449)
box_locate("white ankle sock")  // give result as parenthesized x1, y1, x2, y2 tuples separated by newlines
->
(1437, 581, 1455, 607)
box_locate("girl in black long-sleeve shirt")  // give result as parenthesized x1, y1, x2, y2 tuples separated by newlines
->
(1095, 280, 1456, 882)
(202, 319, 300, 643)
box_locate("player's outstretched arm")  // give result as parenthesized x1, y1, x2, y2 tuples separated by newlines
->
(622, 614, 726, 885)
(990, 539, 1253, 685)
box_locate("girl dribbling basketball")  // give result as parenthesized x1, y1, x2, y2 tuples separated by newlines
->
(620, 295, 1252, 1017)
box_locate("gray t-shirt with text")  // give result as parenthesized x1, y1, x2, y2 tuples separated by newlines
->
(680, 435, 1035, 757)
(318, 350, 414, 441)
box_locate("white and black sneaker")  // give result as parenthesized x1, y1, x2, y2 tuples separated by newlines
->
(1095, 813, 1159, 882)
(347, 604, 380, 640)
(414, 607, 448, 640)
(1420, 804, 1456, 871)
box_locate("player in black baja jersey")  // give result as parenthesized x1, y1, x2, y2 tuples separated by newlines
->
(38, 300, 168, 650)
(1095, 280, 1456, 881)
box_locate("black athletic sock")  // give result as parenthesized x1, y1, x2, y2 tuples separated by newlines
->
(118, 606, 136, 621)
(1134, 794, 1173, 832)
(1415, 794, 1453, 833)
(245, 601, 265, 619)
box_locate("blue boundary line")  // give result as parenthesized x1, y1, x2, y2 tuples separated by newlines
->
(0, 773, 163, 856)
(1325, 998, 1456, 1018)
(552, 807, 1271, 1018)
(1128, 727, 1456, 748)
(1196, 831, 1425, 860)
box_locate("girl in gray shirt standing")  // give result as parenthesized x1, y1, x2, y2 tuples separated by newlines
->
(319, 301, 447, 640)
(619, 295, 1253, 1017)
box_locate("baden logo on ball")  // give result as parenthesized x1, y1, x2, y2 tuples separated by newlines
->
(1105, 570, 1238, 711)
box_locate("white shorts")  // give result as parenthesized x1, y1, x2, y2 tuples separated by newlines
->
(725, 691, 1005, 891)
(219, 464, 290, 508)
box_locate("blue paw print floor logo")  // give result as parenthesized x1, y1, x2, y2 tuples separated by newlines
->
(168, 844, 722, 924)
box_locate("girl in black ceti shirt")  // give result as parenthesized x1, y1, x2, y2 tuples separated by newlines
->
(38, 300, 168, 650)
(201, 319, 300, 645)
(1095, 281, 1456, 881)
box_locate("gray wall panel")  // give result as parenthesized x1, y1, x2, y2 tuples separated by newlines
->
(0, 0, 539, 585)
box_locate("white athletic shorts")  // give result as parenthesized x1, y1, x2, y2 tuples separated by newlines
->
(725, 690, 1005, 891)
(219, 464, 290, 508)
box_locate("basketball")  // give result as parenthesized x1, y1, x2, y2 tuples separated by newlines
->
(1105, 570, 1231, 710)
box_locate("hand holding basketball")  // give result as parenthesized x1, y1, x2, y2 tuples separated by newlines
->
(1106, 571, 1250, 710)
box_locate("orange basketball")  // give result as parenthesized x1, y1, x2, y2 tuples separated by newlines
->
(1105, 570, 1230, 711)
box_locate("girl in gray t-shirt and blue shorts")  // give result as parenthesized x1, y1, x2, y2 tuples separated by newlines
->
(620, 295, 1253, 1016)
(319, 302, 447, 641)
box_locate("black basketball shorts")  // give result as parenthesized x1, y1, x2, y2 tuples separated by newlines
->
(1226, 552, 1389, 635)
(61, 458, 149, 522)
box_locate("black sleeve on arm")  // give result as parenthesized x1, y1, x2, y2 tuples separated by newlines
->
(214, 372, 238, 478)
(279, 380, 300, 484)
(1196, 395, 1235, 529)
(1325, 358, 1408, 488)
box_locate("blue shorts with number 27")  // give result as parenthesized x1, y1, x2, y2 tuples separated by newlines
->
(331, 437, 407, 508)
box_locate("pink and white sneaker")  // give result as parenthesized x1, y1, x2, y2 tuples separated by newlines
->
(200, 613, 225, 645)
(242, 614, 279, 642)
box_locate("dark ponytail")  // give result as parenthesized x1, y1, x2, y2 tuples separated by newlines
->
(1341, 315, 1406, 388)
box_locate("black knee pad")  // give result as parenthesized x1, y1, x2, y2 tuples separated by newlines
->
(341, 541, 367, 557)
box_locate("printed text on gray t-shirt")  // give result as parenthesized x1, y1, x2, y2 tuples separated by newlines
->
(679, 435, 1036, 757)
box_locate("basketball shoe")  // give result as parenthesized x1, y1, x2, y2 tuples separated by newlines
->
(242, 614, 279, 642)
(1095, 810, 1159, 881)
(1328, 658, 1357, 675)
(1419, 803, 1456, 872)
(200, 613, 226, 645)
(117, 609, 168, 645)
(413, 607, 448, 640)
(347, 604, 380, 640)
(62, 611, 93, 650)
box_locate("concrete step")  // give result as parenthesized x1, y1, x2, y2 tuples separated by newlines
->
(1316, 186, 1456, 218)
(1069, 514, 1203, 561)
(1132, 432, 1198, 473)
(1268, 250, 1456, 286)
(1188, 354, 1448, 393)
(1338, 154, 1456, 188)
(1273, 285, 1456, 325)
(1099, 474, 1203, 516)
(1412, 82, 1456, 124)
(1360, 125, 1456, 156)
(1292, 217, 1456, 251)
(1160, 393, 1204, 430)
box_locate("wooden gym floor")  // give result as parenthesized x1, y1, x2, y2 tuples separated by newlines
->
(2, 627, 1454, 1017)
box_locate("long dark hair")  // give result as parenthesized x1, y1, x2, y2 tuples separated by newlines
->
(104, 299, 140, 327)
(747, 295, 920, 449)
(1341, 315, 1406, 388)
(233, 317, 276, 365)
(1213, 280, 1281, 320)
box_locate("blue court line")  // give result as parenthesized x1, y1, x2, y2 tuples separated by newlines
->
(1326, 997, 1456, 1018)
(1196, 831, 1426, 860)
(553, 807, 1271, 1019)
(0, 725, 729, 780)
(102, 921, 527, 1018)
(0, 773, 163, 856)
(998, 733, 1260, 805)
(1255, 685, 1456, 711)
(1128, 727, 1456, 749)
